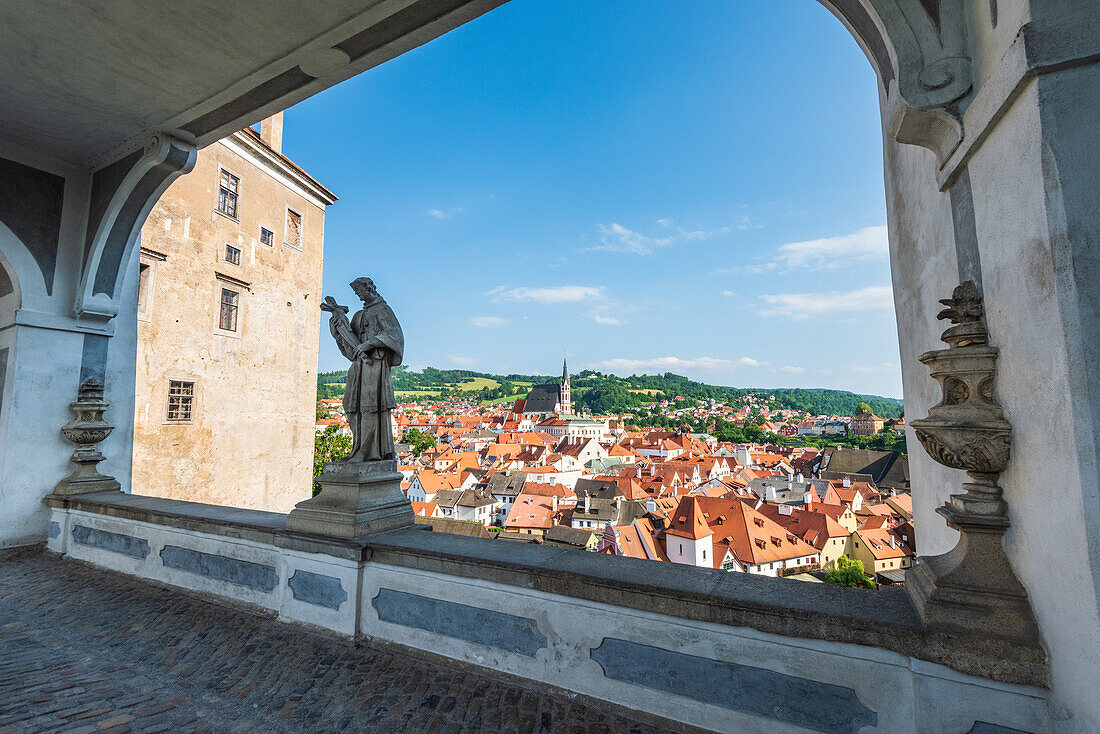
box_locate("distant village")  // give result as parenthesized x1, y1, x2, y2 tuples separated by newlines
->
(317, 361, 913, 585)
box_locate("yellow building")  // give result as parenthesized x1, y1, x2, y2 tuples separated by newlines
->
(132, 114, 337, 512)
(849, 527, 913, 577)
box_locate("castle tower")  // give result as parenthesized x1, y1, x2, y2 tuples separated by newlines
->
(560, 356, 571, 416)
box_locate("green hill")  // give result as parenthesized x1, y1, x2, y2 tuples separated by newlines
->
(317, 367, 903, 418)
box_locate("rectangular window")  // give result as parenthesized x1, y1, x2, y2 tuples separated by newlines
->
(219, 288, 239, 331)
(217, 170, 239, 218)
(166, 380, 194, 422)
(225, 244, 241, 265)
(285, 208, 302, 248)
(260, 227, 273, 246)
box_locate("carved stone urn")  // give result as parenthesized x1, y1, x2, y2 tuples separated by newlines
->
(907, 282, 1043, 677)
(53, 378, 121, 495)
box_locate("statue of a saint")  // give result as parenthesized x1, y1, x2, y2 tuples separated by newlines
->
(321, 277, 403, 462)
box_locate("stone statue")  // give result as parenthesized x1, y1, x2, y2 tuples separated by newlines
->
(286, 277, 413, 539)
(321, 277, 404, 462)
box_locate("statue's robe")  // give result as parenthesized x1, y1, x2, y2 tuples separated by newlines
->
(332, 296, 403, 461)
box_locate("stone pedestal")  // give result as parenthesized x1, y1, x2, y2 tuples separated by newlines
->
(285, 460, 413, 539)
(54, 379, 122, 496)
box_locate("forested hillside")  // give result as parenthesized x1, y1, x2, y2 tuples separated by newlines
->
(317, 367, 903, 418)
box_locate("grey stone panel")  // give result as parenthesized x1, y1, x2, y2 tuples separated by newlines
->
(288, 570, 347, 610)
(49, 521, 60, 539)
(71, 524, 150, 559)
(181, 67, 313, 138)
(0, 155, 64, 294)
(79, 334, 109, 385)
(968, 723, 1032, 734)
(372, 588, 547, 657)
(335, 0, 471, 61)
(591, 638, 877, 734)
(84, 151, 140, 269)
(160, 545, 277, 592)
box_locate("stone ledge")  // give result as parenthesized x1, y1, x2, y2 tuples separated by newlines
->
(52, 492, 1048, 687)
(363, 526, 1048, 688)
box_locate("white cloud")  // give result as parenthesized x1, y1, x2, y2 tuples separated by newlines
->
(590, 218, 744, 256)
(487, 285, 605, 304)
(425, 206, 466, 219)
(469, 316, 508, 328)
(448, 355, 477, 366)
(758, 285, 895, 319)
(779, 365, 806, 374)
(773, 225, 888, 269)
(591, 356, 763, 372)
(593, 314, 625, 326)
(721, 290, 736, 297)
(592, 223, 675, 255)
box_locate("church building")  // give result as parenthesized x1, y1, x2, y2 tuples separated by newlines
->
(515, 358, 571, 419)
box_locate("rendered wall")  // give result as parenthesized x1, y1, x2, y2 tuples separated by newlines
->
(131, 137, 326, 513)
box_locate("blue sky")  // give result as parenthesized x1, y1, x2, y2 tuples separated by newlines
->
(286, 0, 901, 398)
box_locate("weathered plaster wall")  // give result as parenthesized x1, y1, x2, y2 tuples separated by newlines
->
(967, 70, 1100, 731)
(131, 137, 326, 513)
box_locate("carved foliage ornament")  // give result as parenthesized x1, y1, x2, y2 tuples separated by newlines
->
(910, 281, 1012, 475)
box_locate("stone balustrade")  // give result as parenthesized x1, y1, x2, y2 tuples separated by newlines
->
(45, 491, 1048, 734)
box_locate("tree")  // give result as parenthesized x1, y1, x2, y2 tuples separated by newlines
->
(856, 402, 873, 415)
(313, 426, 353, 496)
(315, 401, 328, 421)
(824, 555, 878, 589)
(404, 428, 436, 456)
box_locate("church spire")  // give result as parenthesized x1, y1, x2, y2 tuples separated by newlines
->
(560, 353, 571, 416)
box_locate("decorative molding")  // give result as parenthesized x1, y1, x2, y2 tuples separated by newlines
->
(823, 0, 974, 162)
(908, 281, 1045, 680)
(75, 134, 196, 322)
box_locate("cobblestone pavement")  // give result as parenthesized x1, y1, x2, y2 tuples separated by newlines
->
(0, 553, 687, 734)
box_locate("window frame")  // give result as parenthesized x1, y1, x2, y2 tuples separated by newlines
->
(224, 243, 241, 266)
(259, 226, 274, 246)
(165, 379, 196, 424)
(218, 287, 240, 332)
(216, 168, 240, 220)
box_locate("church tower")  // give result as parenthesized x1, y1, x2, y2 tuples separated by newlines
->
(560, 356, 572, 416)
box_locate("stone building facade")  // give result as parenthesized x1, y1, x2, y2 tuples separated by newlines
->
(131, 114, 336, 512)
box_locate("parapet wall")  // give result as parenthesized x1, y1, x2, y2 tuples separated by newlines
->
(45, 492, 1048, 734)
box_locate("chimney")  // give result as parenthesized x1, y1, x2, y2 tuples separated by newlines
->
(584, 494, 591, 514)
(796, 473, 803, 484)
(646, 497, 656, 513)
(552, 495, 558, 512)
(843, 477, 851, 488)
(765, 484, 777, 503)
(260, 111, 284, 153)
(803, 491, 813, 506)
